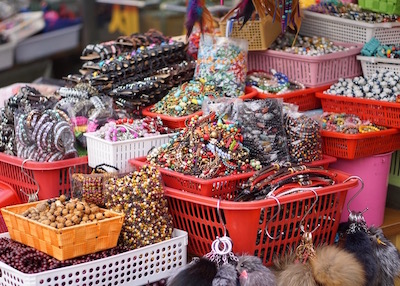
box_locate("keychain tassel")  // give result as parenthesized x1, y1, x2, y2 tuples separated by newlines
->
(185, 0, 214, 37)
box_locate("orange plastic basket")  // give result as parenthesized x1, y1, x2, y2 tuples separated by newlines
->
(142, 86, 258, 129)
(316, 92, 400, 128)
(0, 153, 90, 203)
(321, 129, 400, 159)
(1, 200, 124, 261)
(164, 170, 358, 266)
(129, 155, 337, 197)
(255, 85, 331, 111)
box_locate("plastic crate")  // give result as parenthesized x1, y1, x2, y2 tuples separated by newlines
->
(219, 15, 282, 51)
(129, 157, 255, 197)
(316, 92, 400, 128)
(300, 10, 400, 44)
(321, 128, 400, 159)
(1, 201, 124, 261)
(84, 132, 174, 174)
(0, 153, 90, 203)
(129, 155, 337, 197)
(248, 42, 363, 88)
(0, 40, 16, 72)
(0, 229, 188, 286)
(359, 0, 400, 16)
(255, 85, 331, 111)
(164, 170, 357, 266)
(357, 55, 400, 78)
(15, 24, 82, 64)
(142, 86, 258, 129)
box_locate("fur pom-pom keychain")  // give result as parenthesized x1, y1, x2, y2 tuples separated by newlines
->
(236, 255, 277, 286)
(310, 245, 366, 286)
(368, 226, 400, 286)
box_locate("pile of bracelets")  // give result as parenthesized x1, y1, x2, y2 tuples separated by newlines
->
(93, 117, 169, 142)
(270, 34, 353, 56)
(147, 112, 257, 178)
(15, 109, 78, 162)
(320, 112, 386, 134)
(307, 2, 399, 23)
(150, 80, 221, 117)
(247, 70, 305, 94)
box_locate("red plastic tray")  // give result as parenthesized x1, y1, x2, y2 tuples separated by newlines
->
(142, 86, 258, 129)
(164, 169, 357, 265)
(0, 153, 90, 203)
(129, 155, 337, 197)
(321, 128, 400, 159)
(316, 92, 400, 128)
(255, 85, 330, 111)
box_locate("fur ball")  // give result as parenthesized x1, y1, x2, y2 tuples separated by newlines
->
(167, 258, 217, 286)
(344, 228, 379, 285)
(369, 226, 400, 286)
(236, 255, 277, 286)
(212, 263, 238, 286)
(310, 245, 366, 286)
(276, 262, 318, 286)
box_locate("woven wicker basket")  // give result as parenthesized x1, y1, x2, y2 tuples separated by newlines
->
(1, 201, 124, 261)
(219, 15, 281, 51)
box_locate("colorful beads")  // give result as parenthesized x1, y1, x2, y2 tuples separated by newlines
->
(151, 80, 220, 117)
(320, 112, 386, 134)
(105, 165, 173, 250)
(195, 35, 248, 98)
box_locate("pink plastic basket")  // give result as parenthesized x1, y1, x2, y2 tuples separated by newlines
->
(248, 42, 363, 87)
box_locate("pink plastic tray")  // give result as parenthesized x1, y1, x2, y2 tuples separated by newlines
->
(248, 42, 363, 87)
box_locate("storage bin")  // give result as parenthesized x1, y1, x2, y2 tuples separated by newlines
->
(357, 55, 400, 78)
(316, 92, 400, 128)
(255, 85, 331, 111)
(300, 10, 400, 44)
(142, 86, 258, 129)
(1, 11, 45, 43)
(219, 15, 282, 51)
(321, 128, 400, 159)
(0, 229, 188, 286)
(0, 153, 90, 203)
(129, 155, 337, 197)
(15, 24, 82, 64)
(84, 132, 173, 174)
(164, 170, 357, 265)
(1, 200, 124, 260)
(0, 181, 21, 234)
(248, 42, 363, 87)
(358, 0, 400, 17)
(331, 152, 393, 226)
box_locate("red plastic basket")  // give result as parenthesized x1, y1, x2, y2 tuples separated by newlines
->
(164, 170, 358, 266)
(255, 85, 330, 111)
(321, 129, 400, 159)
(129, 155, 337, 197)
(0, 180, 20, 233)
(142, 86, 258, 129)
(0, 153, 90, 203)
(248, 43, 363, 88)
(316, 92, 400, 128)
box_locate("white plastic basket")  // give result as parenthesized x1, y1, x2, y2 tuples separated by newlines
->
(300, 10, 400, 44)
(84, 132, 173, 173)
(357, 55, 400, 78)
(0, 229, 188, 286)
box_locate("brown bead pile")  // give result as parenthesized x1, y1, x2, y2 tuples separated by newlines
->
(21, 195, 112, 229)
(105, 165, 174, 250)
